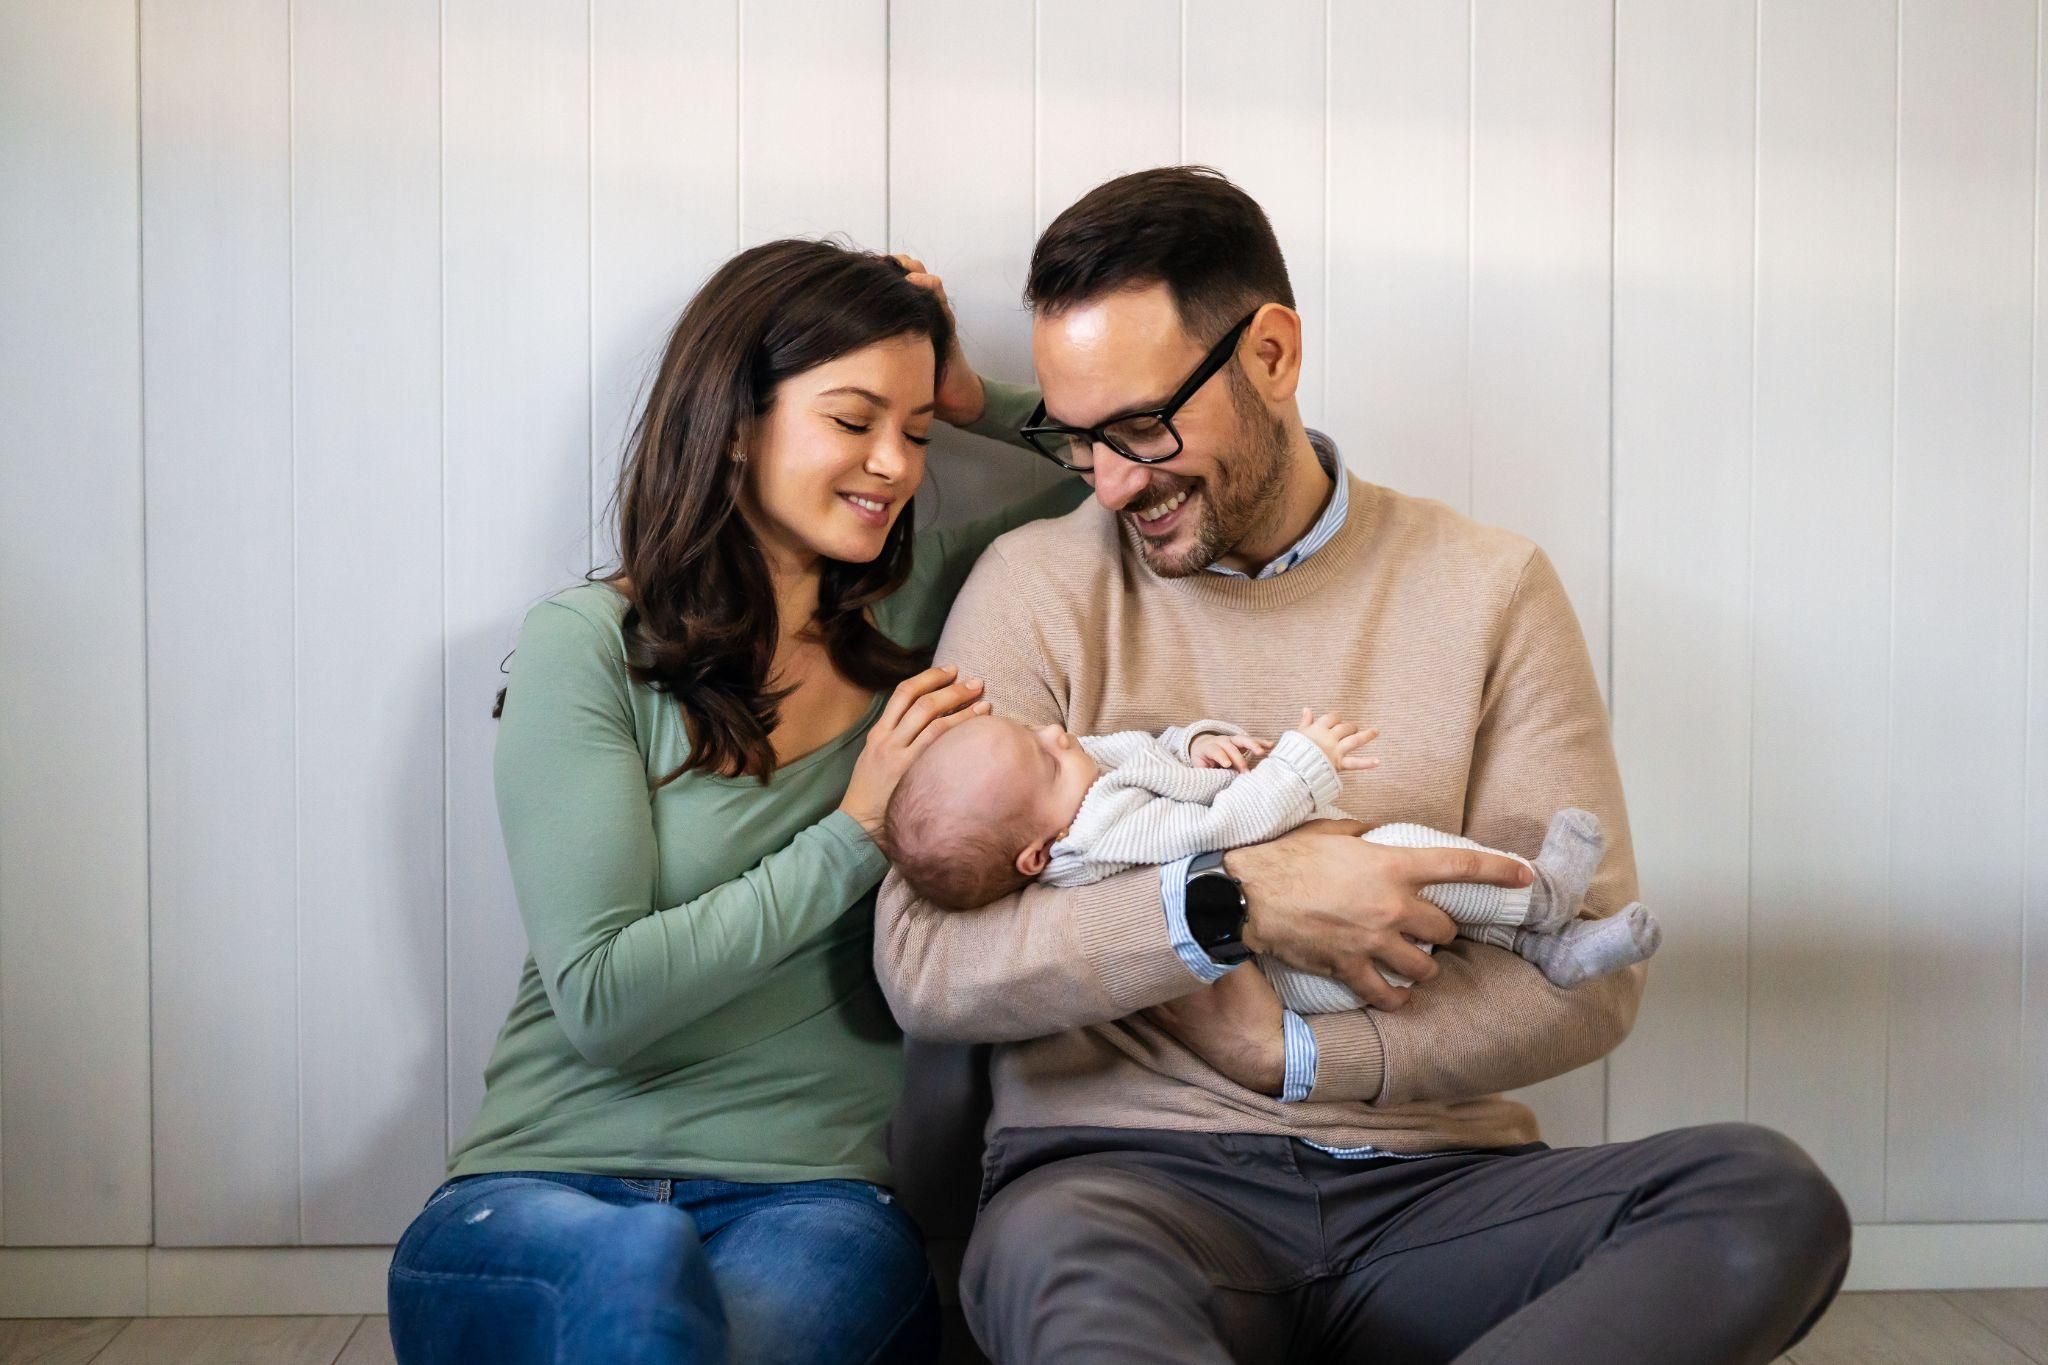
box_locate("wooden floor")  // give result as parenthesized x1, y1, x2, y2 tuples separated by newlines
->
(1, 1290, 2044, 1363)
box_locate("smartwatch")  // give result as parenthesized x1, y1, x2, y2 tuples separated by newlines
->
(1183, 849, 1253, 965)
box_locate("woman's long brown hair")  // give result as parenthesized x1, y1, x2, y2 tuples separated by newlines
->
(594, 239, 951, 784)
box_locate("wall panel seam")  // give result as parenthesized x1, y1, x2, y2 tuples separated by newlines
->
(137, 0, 158, 1246)
(1880, 0, 1903, 1224)
(1600, 0, 1619, 1143)
(1742, 0, 1763, 1128)
(438, 0, 454, 1158)
(288, 0, 305, 1247)
(882, 0, 891, 249)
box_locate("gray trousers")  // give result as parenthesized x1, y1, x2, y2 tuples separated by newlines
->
(961, 1122, 1849, 1365)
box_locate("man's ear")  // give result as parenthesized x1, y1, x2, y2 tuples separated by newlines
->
(1016, 839, 1052, 878)
(1243, 302, 1303, 406)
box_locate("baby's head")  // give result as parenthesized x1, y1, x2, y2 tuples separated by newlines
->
(878, 714, 1100, 909)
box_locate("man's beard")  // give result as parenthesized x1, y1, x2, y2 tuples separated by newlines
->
(1127, 382, 1291, 579)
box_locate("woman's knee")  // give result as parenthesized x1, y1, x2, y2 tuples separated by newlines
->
(389, 1178, 722, 1365)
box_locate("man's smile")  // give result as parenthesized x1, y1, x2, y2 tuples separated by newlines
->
(1128, 480, 1199, 539)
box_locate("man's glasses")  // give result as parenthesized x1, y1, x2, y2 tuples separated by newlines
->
(1018, 309, 1260, 473)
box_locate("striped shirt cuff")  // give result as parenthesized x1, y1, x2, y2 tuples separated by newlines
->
(1160, 856, 1234, 983)
(1280, 1008, 1317, 1102)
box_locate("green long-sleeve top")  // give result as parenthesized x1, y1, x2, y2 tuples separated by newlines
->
(449, 382, 1073, 1185)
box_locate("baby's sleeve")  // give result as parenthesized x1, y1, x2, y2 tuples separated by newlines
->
(1077, 728, 1181, 770)
(1077, 731, 1336, 870)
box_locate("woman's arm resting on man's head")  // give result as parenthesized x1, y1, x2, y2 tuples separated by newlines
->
(958, 377, 1044, 450)
(1338, 547, 1647, 1107)
(495, 601, 890, 1069)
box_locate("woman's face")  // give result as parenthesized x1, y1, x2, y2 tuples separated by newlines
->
(742, 333, 938, 570)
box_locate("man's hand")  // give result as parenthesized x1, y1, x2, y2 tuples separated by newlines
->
(1144, 964, 1286, 1097)
(893, 254, 986, 427)
(1224, 819, 1532, 1011)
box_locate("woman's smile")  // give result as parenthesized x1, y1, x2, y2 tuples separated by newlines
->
(838, 489, 895, 528)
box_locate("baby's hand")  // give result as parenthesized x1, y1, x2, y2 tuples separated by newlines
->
(1297, 708, 1381, 773)
(1190, 732, 1272, 772)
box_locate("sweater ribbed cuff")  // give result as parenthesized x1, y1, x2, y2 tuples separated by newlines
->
(1269, 730, 1343, 810)
(1072, 868, 1213, 1010)
(1452, 874, 1535, 928)
(1161, 858, 1233, 983)
(1166, 718, 1246, 762)
(1305, 1009, 1389, 1104)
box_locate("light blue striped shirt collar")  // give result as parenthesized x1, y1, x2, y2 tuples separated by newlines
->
(1200, 430, 1348, 580)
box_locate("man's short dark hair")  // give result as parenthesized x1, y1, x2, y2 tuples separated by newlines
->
(1025, 166, 1295, 342)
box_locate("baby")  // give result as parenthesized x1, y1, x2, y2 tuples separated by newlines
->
(878, 709, 1661, 1014)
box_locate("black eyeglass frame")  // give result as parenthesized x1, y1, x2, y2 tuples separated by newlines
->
(1017, 308, 1261, 473)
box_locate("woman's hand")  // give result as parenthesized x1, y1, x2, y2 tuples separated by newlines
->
(839, 664, 991, 835)
(893, 254, 987, 428)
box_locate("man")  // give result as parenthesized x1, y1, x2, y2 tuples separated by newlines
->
(878, 167, 1848, 1364)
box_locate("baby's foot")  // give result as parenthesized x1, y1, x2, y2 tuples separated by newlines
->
(1515, 903, 1661, 988)
(1524, 808, 1606, 933)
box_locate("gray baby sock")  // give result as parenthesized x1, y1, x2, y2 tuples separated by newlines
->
(1524, 807, 1606, 933)
(1515, 903, 1661, 988)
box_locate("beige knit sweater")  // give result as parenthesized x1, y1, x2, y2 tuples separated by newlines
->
(874, 474, 1645, 1152)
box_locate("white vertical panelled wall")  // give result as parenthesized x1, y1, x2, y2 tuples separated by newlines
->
(4, 0, 2048, 1296)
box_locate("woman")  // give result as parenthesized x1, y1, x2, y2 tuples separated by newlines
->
(387, 240, 1081, 1364)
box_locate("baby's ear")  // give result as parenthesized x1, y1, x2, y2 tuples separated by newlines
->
(1016, 839, 1052, 878)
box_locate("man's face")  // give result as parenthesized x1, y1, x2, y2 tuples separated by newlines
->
(1031, 283, 1287, 578)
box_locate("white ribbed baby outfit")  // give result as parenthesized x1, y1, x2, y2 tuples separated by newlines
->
(1041, 720, 1537, 1015)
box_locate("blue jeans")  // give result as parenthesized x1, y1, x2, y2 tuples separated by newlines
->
(387, 1171, 940, 1365)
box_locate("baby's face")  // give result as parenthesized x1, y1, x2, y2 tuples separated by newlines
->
(952, 714, 1101, 841)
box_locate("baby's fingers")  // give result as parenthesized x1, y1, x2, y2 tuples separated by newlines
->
(1335, 728, 1378, 753)
(1340, 754, 1382, 772)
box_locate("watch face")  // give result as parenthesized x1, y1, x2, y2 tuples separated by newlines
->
(1186, 874, 1246, 948)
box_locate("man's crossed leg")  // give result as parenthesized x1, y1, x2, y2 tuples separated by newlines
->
(963, 1123, 1849, 1365)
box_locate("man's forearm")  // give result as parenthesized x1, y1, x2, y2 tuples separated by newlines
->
(873, 863, 1203, 1043)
